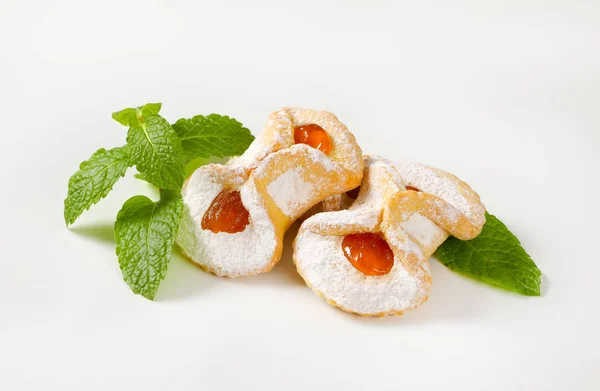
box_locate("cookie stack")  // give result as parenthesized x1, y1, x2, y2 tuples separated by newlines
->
(177, 107, 486, 316)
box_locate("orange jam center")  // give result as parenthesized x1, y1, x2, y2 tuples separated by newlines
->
(405, 186, 420, 191)
(342, 233, 394, 276)
(201, 190, 250, 234)
(294, 124, 332, 154)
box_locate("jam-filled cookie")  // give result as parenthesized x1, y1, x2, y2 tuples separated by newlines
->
(176, 108, 364, 277)
(293, 156, 486, 316)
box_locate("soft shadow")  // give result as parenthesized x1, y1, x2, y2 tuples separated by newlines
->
(540, 273, 551, 296)
(156, 250, 219, 301)
(158, 221, 306, 300)
(70, 222, 217, 301)
(70, 223, 115, 244)
(333, 258, 490, 326)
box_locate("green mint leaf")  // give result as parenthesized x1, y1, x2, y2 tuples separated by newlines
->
(64, 146, 131, 226)
(127, 114, 185, 190)
(436, 212, 542, 296)
(172, 114, 254, 162)
(114, 189, 183, 300)
(112, 102, 162, 127)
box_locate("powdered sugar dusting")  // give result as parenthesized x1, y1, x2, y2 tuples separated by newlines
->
(177, 107, 364, 277)
(400, 212, 444, 248)
(304, 146, 339, 172)
(267, 167, 315, 217)
(228, 109, 294, 170)
(391, 160, 485, 227)
(307, 209, 380, 235)
(177, 166, 278, 277)
(294, 231, 427, 315)
(294, 156, 486, 315)
(286, 107, 363, 174)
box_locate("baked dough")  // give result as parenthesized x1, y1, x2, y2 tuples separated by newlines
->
(176, 108, 363, 277)
(293, 156, 486, 316)
(300, 194, 343, 220)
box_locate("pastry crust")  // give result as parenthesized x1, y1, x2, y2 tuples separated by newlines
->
(176, 108, 364, 277)
(293, 156, 486, 316)
(299, 194, 343, 222)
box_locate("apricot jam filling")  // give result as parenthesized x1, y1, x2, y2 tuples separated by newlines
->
(294, 124, 332, 154)
(342, 233, 394, 276)
(405, 186, 420, 192)
(201, 190, 250, 234)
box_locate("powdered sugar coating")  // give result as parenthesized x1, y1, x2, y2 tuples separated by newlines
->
(267, 167, 316, 217)
(228, 109, 294, 170)
(400, 213, 445, 249)
(176, 107, 363, 277)
(294, 156, 486, 316)
(177, 166, 278, 277)
(295, 232, 426, 315)
(252, 143, 346, 220)
(285, 107, 363, 174)
(306, 209, 380, 235)
(383, 157, 486, 228)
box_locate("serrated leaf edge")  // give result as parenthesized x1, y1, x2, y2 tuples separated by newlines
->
(64, 147, 131, 226)
(436, 213, 542, 296)
(114, 194, 183, 300)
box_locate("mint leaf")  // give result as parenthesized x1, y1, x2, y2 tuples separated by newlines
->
(64, 146, 131, 226)
(112, 102, 162, 127)
(436, 212, 542, 296)
(127, 114, 185, 190)
(114, 190, 183, 300)
(172, 114, 254, 162)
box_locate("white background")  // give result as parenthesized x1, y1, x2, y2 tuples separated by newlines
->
(1, 1, 599, 390)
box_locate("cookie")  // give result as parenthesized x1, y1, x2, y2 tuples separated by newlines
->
(177, 108, 363, 277)
(293, 156, 486, 316)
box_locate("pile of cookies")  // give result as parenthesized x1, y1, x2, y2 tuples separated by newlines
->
(177, 108, 486, 316)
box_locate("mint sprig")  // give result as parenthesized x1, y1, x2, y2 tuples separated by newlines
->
(126, 114, 185, 190)
(173, 114, 254, 162)
(436, 212, 542, 296)
(66, 103, 540, 304)
(64, 146, 131, 226)
(64, 102, 255, 300)
(115, 190, 183, 300)
(112, 102, 162, 127)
